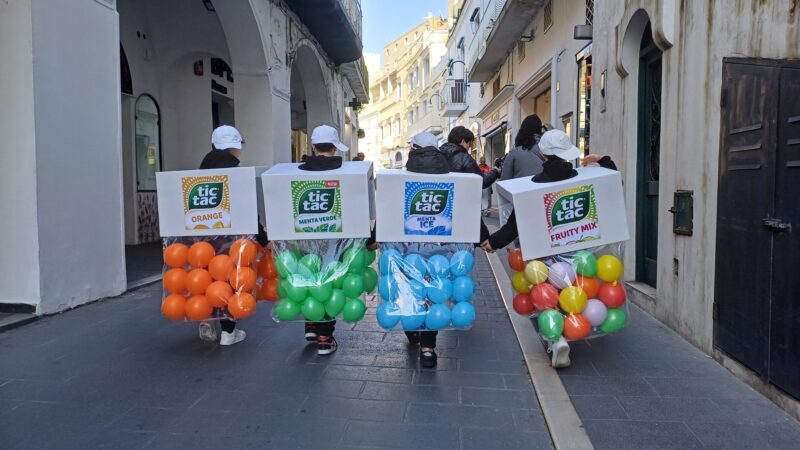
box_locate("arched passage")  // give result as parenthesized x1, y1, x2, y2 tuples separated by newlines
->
(290, 44, 334, 162)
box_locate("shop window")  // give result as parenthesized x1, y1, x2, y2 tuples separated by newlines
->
(585, 0, 594, 25)
(576, 45, 592, 154)
(134, 95, 161, 191)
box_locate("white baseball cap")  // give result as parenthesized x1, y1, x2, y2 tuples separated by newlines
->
(410, 131, 438, 149)
(311, 125, 349, 153)
(539, 129, 581, 161)
(211, 125, 243, 150)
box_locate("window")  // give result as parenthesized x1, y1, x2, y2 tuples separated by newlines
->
(134, 95, 161, 191)
(585, 0, 594, 25)
(469, 7, 480, 23)
(396, 118, 401, 135)
(492, 76, 501, 97)
(517, 41, 526, 62)
(543, 0, 554, 32)
(422, 98, 428, 115)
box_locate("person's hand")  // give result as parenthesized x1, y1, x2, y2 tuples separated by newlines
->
(581, 154, 603, 166)
(480, 240, 496, 253)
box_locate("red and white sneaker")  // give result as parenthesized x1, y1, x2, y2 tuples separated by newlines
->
(305, 323, 318, 341)
(317, 336, 337, 355)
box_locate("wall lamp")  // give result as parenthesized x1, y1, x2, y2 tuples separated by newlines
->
(519, 35, 533, 42)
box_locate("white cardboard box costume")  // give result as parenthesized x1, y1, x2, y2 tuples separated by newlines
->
(156, 167, 262, 237)
(375, 170, 482, 243)
(260, 161, 374, 240)
(496, 166, 629, 260)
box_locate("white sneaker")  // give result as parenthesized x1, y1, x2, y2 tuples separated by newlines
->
(549, 337, 571, 368)
(198, 321, 217, 342)
(220, 329, 246, 346)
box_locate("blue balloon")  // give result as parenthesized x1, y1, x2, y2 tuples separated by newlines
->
(379, 249, 402, 275)
(452, 276, 476, 303)
(376, 302, 401, 330)
(378, 275, 399, 301)
(425, 304, 451, 330)
(401, 313, 426, 330)
(427, 277, 453, 304)
(403, 253, 428, 278)
(428, 255, 450, 278)
(451, 302, 476, 328)
(408, 279, 427, 300)
(450, 250, 474, 277)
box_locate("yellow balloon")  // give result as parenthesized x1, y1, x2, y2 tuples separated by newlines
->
(596, 255, 623, 283)
(559, 286, 588, 314)
(512, 271, 531, 294)
(524, 260, 549, 285)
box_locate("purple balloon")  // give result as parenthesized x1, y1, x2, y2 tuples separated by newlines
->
(548, 262, 576, 289)
(583, 299, 608, 327)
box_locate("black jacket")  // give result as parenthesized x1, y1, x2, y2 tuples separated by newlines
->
(439, 142, 499, 189)
(200, 150, 240, 169)
(488, 157, 617, 250)
(405, 146, 450, 174)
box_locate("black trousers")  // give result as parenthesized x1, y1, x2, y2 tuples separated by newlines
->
(309, 320, 335, 337)
(405, 330, 438, 348)
(220, 319, 236, 333)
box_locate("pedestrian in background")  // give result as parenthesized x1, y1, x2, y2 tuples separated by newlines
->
(497, 115, 545, 225)
(478, 157, 493, 216)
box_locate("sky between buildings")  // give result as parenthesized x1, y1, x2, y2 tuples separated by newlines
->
(362, 0, 448, 59)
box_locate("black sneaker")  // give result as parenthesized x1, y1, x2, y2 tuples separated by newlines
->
(317, 336, 337, 355)
(305, 323, 317, 341)
(420, 348, 437, 368)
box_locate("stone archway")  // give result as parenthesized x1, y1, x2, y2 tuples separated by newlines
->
(290, 43, 335, 161)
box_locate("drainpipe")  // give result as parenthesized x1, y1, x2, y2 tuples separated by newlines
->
(550, 51, 558, 127)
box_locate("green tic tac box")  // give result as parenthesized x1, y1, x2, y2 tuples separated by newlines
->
(261, 161, 374, 240)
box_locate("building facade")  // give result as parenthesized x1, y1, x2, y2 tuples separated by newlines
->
(361, 16, 449, 168)
(0, 0, 367, 314)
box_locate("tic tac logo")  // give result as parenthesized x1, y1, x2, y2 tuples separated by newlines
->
(187, 182, 224, 210)
(409, 189, 450, 215)
(544, 185, 599, 247)
(291, 180, 342, 233)
(297, 187, 337, 214)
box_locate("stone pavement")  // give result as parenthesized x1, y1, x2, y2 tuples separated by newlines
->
(0, 252, 553, 450)
(486, 214, 800, 449)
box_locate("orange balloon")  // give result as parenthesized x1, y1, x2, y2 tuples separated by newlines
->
(257, 255, 278, 279)
(187, 241, 216, 268)
(161, 294, 186, 320)
(208, 255, 235, 281)
(228, 292, 256, 319)
(258, 278, 279, 301)
(230, 267, 257, 292)
(205, 281, 233, 308)
(563, 314, 592, 340)
(163, 243, 189, 268)
(508, 248, 525, 272)
(229, 239, 258, 267)
(185, 295, 213, 321)
(574, 275, 600, 298)
(163, 268, 187, 294)
(186, 268, 213, 295)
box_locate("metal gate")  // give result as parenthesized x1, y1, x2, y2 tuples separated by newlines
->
(715, 58, 800, 399)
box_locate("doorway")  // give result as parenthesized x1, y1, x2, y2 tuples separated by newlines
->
(635, 23, 661, 288)
(715, 58, 800, 400)
(212, 92, 235, 129)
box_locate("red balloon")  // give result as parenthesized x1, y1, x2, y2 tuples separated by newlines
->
(563, 314, 591, 340)
(513, 293, 535, 315)
(598, 282, 626, 308)
(530, 283, 559, 311)
(574, 275, 600, 298)
(508, 248, 525, 272)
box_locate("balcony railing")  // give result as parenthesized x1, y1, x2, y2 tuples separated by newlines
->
(339, 0, 362, 39)
(442, 78, 468, 117)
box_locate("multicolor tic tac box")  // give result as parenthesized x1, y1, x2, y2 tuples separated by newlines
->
(495, 166, 629, 260)
(156, 167, 263, 237)
(375, 170, 482, 243)
(261, 162, 374, 240)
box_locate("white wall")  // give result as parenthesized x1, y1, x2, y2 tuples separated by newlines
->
(31, 0, 126, 313)
(0, 0, 41, 307)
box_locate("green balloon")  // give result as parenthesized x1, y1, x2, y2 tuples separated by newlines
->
(299, 254, 322, 274)
(322, 261, 346, 288)
(275, 252, 298, 278)
(342, 299, 366, 323)
(325, 289, 346, 317)
(343, 247, 367, 274)
(308, 282, 333, 303)
(538, 309, 564, 340)
(365, 249, 377, 265)
(572, 250, 597, 277)
(341, 273, 365, 299)
(301, 298, 326, 321)
(285, 277, 308, 303)
(274, 299, 300, 321)
(363, 267, 378, 293)
(277, 278, 290, 298)
(600, 308, 627, 334)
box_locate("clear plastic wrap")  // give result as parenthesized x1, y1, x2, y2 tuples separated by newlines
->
(508, 242, 629, 341)
(161, 235, 270, 322)
(375, 243, 477, 332)
(270, 238, 374, 323)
